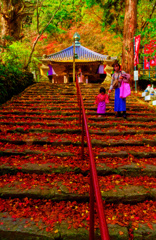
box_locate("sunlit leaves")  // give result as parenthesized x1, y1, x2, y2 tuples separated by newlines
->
(0, 172, 155, 193)
(0, 198, 155, 231)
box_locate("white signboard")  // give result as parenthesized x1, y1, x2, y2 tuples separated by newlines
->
(153, 100, 156, 106)
(145, 95, 151, 101)
(142, 92, 147, 97)
(134, 70, 138, 81)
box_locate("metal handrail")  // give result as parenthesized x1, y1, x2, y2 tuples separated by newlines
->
(75, 76, 110, 240)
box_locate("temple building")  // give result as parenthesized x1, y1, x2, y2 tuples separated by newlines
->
(40, 33, 117, 83)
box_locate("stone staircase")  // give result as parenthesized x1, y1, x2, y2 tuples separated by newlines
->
(0, 82, 155, 240)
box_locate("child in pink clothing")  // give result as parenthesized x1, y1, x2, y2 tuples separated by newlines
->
(95, 87, 109, 117)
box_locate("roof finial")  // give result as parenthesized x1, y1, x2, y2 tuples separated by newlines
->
(73, 33, 80, 46)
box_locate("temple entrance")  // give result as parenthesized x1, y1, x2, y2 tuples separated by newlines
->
(69, 76, 73, 83)
(41, 33, 116, 83)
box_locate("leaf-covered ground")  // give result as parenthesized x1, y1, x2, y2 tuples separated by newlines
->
(0, 172, 155, 193)
(0, 198, 155, 232)
(0, 82, 156, 239)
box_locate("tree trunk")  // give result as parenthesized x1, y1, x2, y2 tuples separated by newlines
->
(0, 0, 31, 47)
(122, 0, 137, 77)
(1, 0, 21, 44)
(1, 12, 22, 44)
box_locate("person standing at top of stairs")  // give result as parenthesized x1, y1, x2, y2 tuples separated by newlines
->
(108, 62, 127, 118)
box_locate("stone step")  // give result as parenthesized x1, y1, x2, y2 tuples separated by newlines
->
(0, 128, 80, 134)
(90, 129, 156, 135)
(0, 118, 154, 126)
(0, 174, 155, 203)
(0, 150, 75, 157)
(0, 158, 156, 177)
(1, 127, 156, 136)
(1, 111, 156, 119)
(0, 198, 155, 240)
(0, 137, 156, 147)
(97, 151, 156, 159)
(0, 116, 78, 121)
(1, 106, 154, 113)
(0, 121, 78, 127)
(0, 111, 80, 116)
(89, 122, 156, 128)
(0, 138, 80, 146)
(88, 116, 156, 121)
(1, 107, 80, 111)
(1, 82, 156, 240)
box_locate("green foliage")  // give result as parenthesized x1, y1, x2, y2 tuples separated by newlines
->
(29, 0, 85, 36)
(1, 41, 40, 72)
(1, 0, 155, 76)
(1, 42, 30, 70)
(85, 0, 155, 37)
(85, 0, 95, 8)
(85, 0, 125, 34)
(136, 17, 156, 62)
(136, 0, 156, 38)
(140, 18, 156, 43)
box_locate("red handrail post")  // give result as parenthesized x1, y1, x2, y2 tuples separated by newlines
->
(89, 174, 95, 240)
(75, 76, 110, 240)
(77, 84, 79, 106)
(79, 101, 81, 126)
(81, 115, 84, 160)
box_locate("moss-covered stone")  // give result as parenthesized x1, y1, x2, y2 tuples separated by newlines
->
(133, 223, 156, 239)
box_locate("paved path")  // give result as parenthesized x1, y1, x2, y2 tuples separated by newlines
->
(0, 82, 156, 239)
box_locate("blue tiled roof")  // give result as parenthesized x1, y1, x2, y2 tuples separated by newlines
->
(47, 45, 116, 62)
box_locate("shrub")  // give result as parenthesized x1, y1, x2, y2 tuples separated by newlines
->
(0, 64, 34, 104)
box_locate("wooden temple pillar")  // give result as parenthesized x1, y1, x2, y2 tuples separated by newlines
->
(64, 75, 69, 83)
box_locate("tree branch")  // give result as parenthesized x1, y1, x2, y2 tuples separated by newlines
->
(91, 8, 103, 22)
(36, 0, 40, 34)
(25, 0, 63, 70)
(141, 2, 156, 30)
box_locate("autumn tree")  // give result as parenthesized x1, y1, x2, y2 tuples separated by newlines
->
(85, 0, 135, 74)
(0, 0, 64, 69)
(85, 0, 155, 76)
(137, 0, 156, 61)
(0, 0, 82, 68)
(0, 0, 34, 47)
(25, 0, 63, 69)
